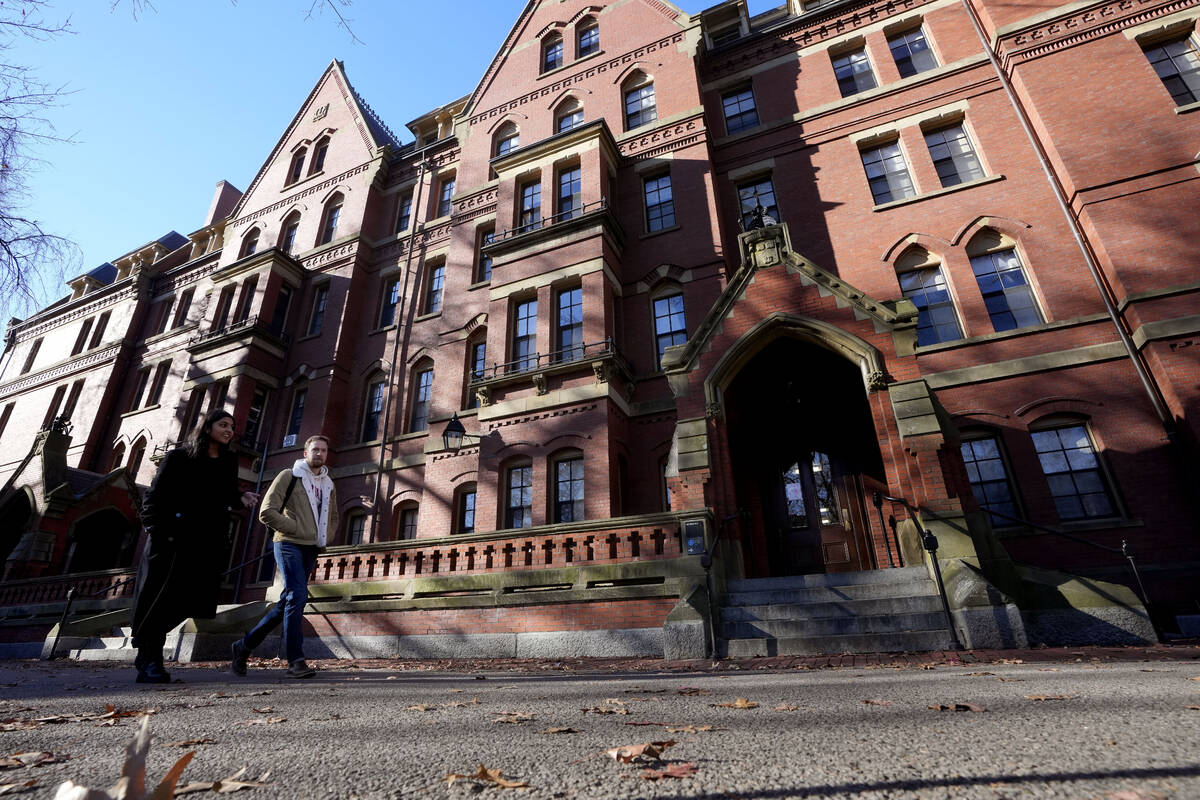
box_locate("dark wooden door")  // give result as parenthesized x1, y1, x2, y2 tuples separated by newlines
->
(777, 453, 872, 575)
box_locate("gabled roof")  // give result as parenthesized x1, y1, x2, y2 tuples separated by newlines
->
(227, 59, 402, 223)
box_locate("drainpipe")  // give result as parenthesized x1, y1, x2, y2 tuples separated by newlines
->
(959, 0, 1182, 450)
(369, 158, 431, 543)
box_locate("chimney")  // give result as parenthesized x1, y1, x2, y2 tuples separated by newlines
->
(205, 180, 243, 226)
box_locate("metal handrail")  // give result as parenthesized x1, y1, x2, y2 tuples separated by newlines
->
(471, 338, 616, 382)
(189, 314, 291, 348)
(490, 197, 608, 243)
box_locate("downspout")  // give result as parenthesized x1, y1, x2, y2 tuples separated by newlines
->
(369, 158, 430, 543)
(960, 0, 1178, 439)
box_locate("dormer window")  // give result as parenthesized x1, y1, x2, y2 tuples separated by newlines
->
(710, 24, 741, 47)
(542, 34, 564, 73)
(310, 137, 329, 174)
(287, 148, 307, 185)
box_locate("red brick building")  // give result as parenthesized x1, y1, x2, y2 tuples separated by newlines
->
(0, 0, 1197, 659)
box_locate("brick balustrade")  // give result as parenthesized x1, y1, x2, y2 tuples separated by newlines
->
(0, 568, 137, 608)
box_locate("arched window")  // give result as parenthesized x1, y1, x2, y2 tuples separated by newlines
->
(966, 229, 1042, 333)
(550, 449, 584, 523)
(504, 459, 533, 529)
(958, 428, 1019, 527)
(623, 72, 657, 130)
(396, 501, 419, 540)
(287, 148, 307, 185)
(554, 98, 584, 133)
(126, 439, 147, 483)
(465, 329, 487, 409)
(361, 371, 386, 442)
(110, 442, 126, 471)
(309, 136, 330, 174)
(239, 228, 260, 258)
(576, 18, 599, 57)
(318, 193, 343, 246)
(279, 211, 301, 255)
(650, 286, 686, 369)
(493, 122, 519, 158)
(409, 359, 434, 433)
(895, 246, 961, 346)
(344, 510, 367, 545)
(1029, 417, 1118, 522)
(542, 33, 564, 73)
(454, 483, 477, 534)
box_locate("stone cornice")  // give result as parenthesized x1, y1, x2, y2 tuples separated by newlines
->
(150, 255, 222, 298)
(11, 281, 139, 342)
(453, 186, 499, 225)
(618, 113, 707, 160)
(0, 343, 122, 400)
(373, 221, 454, 263)
(997, 0, 1188, 69)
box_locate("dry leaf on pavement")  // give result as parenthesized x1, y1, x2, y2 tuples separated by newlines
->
(963, 672, 996, 677)
(175, 767, 272, 796)
(641, 763, 697, 781)
(1186, 705, 1200, 711)
(676, 687, 711, 696)
(863, 699, 893, 706)
(604, 740, 676, 763)
(52, 716, 194, 800)
(159, 740, 215, 748)
(666, 725, 715, 733)
(405, 704, 435, 712)
(1025, 695, 1075, 701)
(541, 727, 579, 734)
(713, 698, 758, 709)
(250, 707, 273, 714)
(773, 704, 803, 712)
(581, 705, 629, 715)
(444, 765, 528, 789)
(493, 712, 534, 724)
(0, 752, 64, 769)
(0, 780, 37, 795)
(929, 703, 987, 712)
(242, 717, 286, 726)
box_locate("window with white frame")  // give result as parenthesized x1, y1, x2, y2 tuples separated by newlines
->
(466, 337, 486, 409)
(557, 166, 581, 219)
(644, 172, 676, 232)
(542, 34, 564, 72)
(832, 47, 877, 97)
(280, 212, 300, 255)
(318, 194, 342, 245)
(456, 484, 477, 534)
(860, 139, 916, 204)
(898, 252, 962, 346)
(967, 232, 1042, 332)
(284, 386, 306, 446)
(494, 123, 519, 158)
(888, 27, 938, 78)
(476, 227, 494, 283)
(345, 512, 367, 545)
(721, 86, 759, 134)
(1031, 423, 1117, 521)
(577, 19, 599, 57)
(512, 298, 538, 371)
(397, 504, 419, 540)
(923, 123, 985, 187)
(553, 453, 585, 523)
(436, 176, 455, 218)
(379, 277, 400, 328)
(519, 180, 541, 231)
(506, 462, 533, 528)
(396, 192, 413, 233)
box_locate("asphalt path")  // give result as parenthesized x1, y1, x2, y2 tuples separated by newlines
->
(2, 656, 1198, 799)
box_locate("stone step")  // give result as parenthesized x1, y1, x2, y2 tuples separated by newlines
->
(726, 567, 929, 593)
(722, 610, 948, 640)
(727, 580, 938, 606)
(721, 594, 944, 623)
(721, 628, 957, 657)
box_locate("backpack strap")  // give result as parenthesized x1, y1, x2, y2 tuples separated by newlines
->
(278, 475, 299, 512)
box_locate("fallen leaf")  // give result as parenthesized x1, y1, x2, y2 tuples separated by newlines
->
(385, 676, 398, 681)
(1101, 791, 1168, 800)
(581, 705, 629, 715)
(0, 780, 36, 795)
(540, 727, 579, 734)
(997, 676, 1025, 682)
(250, 707, 273, 714)
(963, 672, 996, 677)
(492, 712, 534, 724)
(50, 716, 195, 799)
(773, 704, 803, 712)
(666, 725, 715, 733)
(242, 717, 286, 725)
(604, 740, 677, 763)
(1025, 694, 1074, 701)
(444, 764, 528, 789)
(918, 664, 936, 670)
(405, 704, 435, 712)
(1037, 668, 1059, 672)
(600, 699, 627, 706)
(1188, 676, 1200, 682)
(862, 699, 893, 706)
(1186, 705, 1200, 711)
(929, 703, 987, 712)
(676, 687, 710, 696)
(444, 699, 480, 708)
(160, 739, 216, 748)
(624, 689, 668, 694)
(0, 752, 63, 770)
(713, 698, 758, 709)
(176, 767, 272, 796)
(641, 762, 697, 780)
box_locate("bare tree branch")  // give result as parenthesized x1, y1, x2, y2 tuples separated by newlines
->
(305, 0, 363, 45)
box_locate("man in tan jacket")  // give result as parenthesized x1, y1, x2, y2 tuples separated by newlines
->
(231, 435, 338, 678)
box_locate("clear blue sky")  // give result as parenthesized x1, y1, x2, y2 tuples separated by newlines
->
(9, 0, 775, 311)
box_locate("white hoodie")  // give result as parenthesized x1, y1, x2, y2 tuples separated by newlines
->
(292, 458, 334, 548)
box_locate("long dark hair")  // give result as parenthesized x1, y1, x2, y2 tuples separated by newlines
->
(189, 408, 235, 458)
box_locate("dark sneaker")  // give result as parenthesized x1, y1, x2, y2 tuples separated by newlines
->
(286, 659, 316, 679)
(135, 660, 171, 684)
(230, 640, 250, 676)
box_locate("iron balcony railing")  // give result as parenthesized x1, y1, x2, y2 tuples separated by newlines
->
(489, 197, 608, 243)
(189, 314, 291, 348)
(471, 339, 617, 382)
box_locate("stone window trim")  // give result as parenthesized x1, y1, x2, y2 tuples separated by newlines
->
(895, 247, 963, 347)
(550, 448, 586, 524)
(542, 32, 565, 74)
(408, 361, 434, 435)
(650, 285, 687, 372)
(1027, 416, 1124, 523)
(921, 119, 987, 189)
(858, 135, 916, 206)
(958, 427, 1023, 528)
(622, 71, 658, 131)
(576, 17, 600, 59)
(721, 83, 759, 135)
(454, 482, 478, 535)
(504, 458, 535, 530)
(966, 230, 1046, 333)
(643, 170, 677, 234)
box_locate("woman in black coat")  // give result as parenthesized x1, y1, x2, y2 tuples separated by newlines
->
(130, 409, 259, 683)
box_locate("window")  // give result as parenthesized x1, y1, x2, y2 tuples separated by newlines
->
(832, 47, 877, 97)
(43, 385, 67, 429)
(722, 86, 759, 134)
(379, 277, 400, 328)
(319, 194, 343, 245)
(737, 177, 778, 229)
(362, 376, 385, 441)
(653, 293, 687, 368)
(310, 137, 329, 174)
(395, 192, 413, 233)
(1032, 424, 1116, 521)
(899, 261, 962, 346)
(345, 513, 366, 545)
(0, 403, 13, 441)
(20, 338, 41, 374)
(506, 462, 533, 528)
(861, 140, 916, 204)
(398, 505, 419, 540)
(519, 180, 541, 231)
(213, 285, 235, 331)
(969, 244, 1042, 332)
(146, 361, 170, 406)
(624, 75, 657, 129)
(153, 298, 173, 336)
(924, 123, 984, 187)
(110, 442, 126, 470)
(235, 275, 258, 324)
(644, 173, 676, 232)
(889, 28, 938, 77)
(556, 287, 583, 362)
(128, 367, 151, 412)
(62, 380, 84, 421)
(287, 148, 306, 184)
(269, 285, 292, 336)
(436, 176, 455, 218)
(284, 387, 307, 446)
(557, 166, 581, 219)
(239, 228, 260, 258)
(126, 439, 146, 481)
(553, 454, 585, 523)
(577, 20, 599, 57)
(425, 263, 445, 314)
(512, 299, 538, 372)
(960, 434, 1019, 527)
(72, 318, 95, 356)
(1143, 33, 1200, 105)
(542, 34, 563, 72)
(308, 284, 329, 336)
(243, 387, 269, 445)
(182, 387, 205, 437)
(556, 99, 584, 132)
(171, 292, 193, 329)
(710, 24, 742, 47)
(409, 366, 433, 433)
(467, 339, 486, 409)
(476, 227, 494, 283)
(210, 379, 230, 412)
(494, 123, 519, 158)
(456, 484, 477, 534)
(280, 213, 300, 255)
(90, 311, 111, 345)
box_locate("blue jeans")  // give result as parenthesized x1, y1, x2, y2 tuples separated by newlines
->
(242, 542, 317, 662)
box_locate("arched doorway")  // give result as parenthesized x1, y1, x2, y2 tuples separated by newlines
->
(724, 338, 886, 578)
(0, 489, 33, 567)
(64, 508, 138, 573)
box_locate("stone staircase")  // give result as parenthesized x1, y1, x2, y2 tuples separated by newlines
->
(719, 566, 957, 656)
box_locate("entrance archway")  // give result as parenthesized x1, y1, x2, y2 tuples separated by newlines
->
(64, 508, 138, 574)
(0, 489, 33, 567)
(724, 338, 886, 578)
